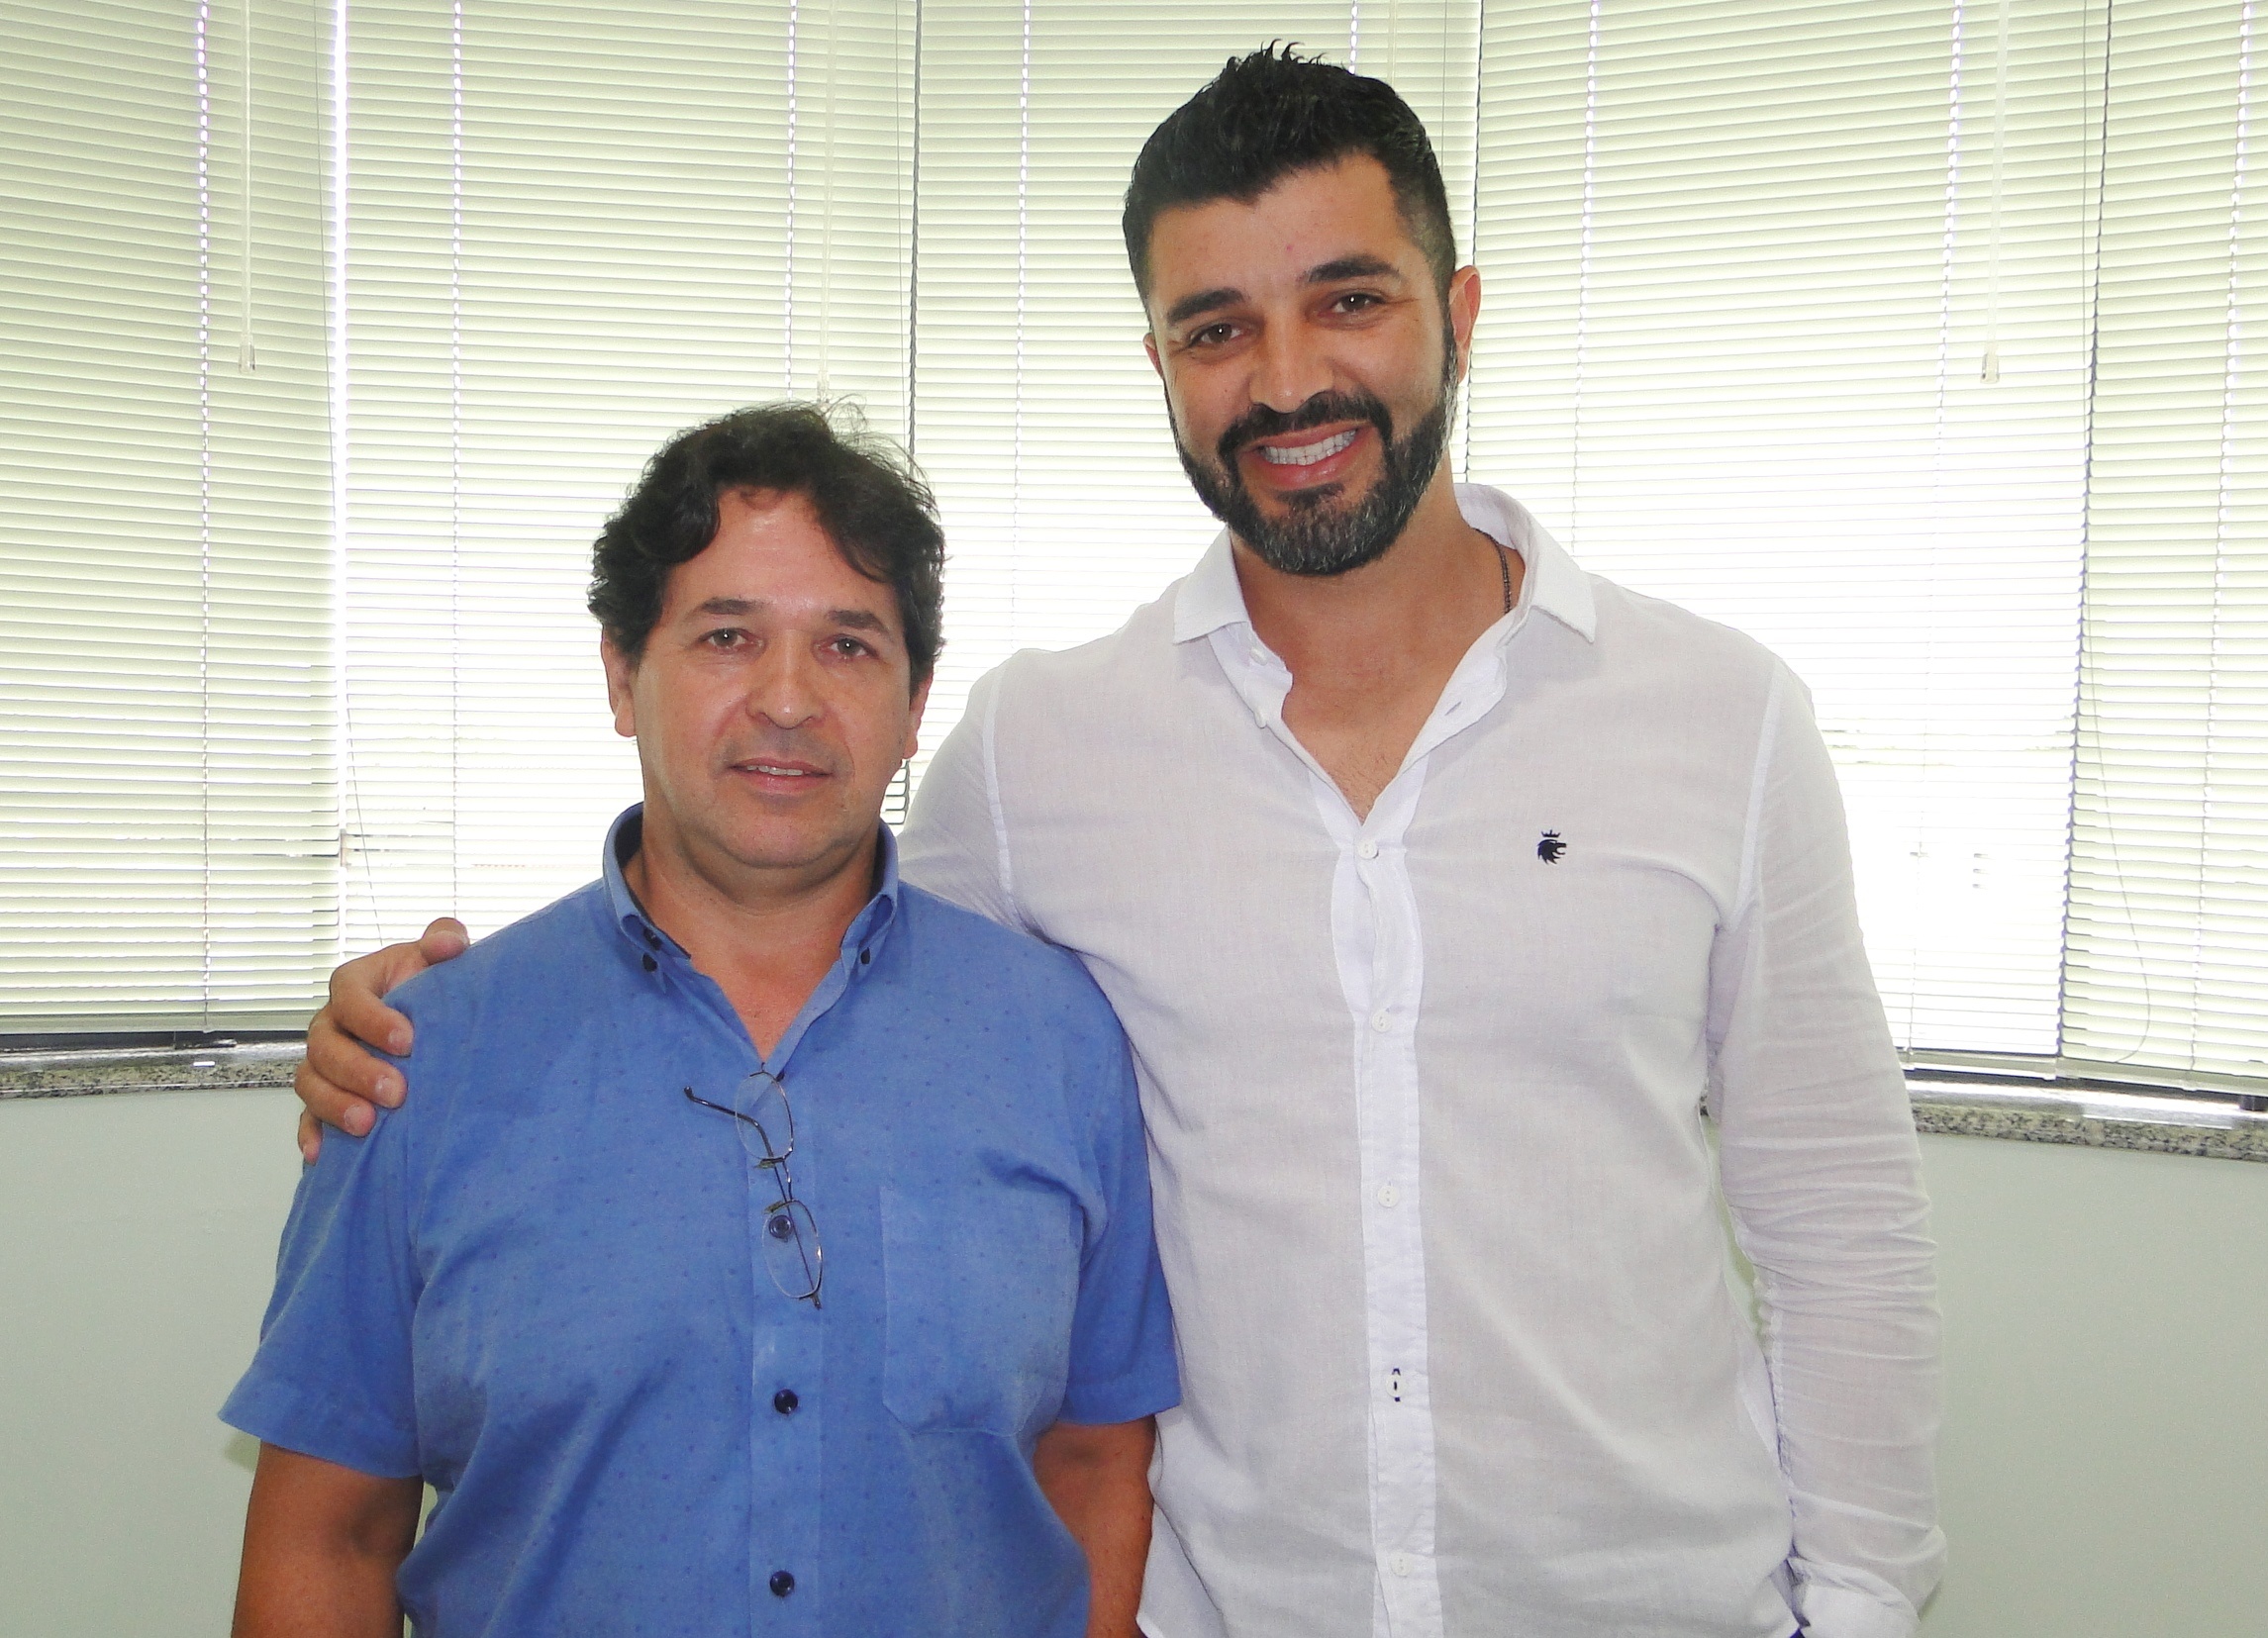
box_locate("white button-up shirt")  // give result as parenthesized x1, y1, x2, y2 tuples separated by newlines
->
(901, 485, 1942, 1638)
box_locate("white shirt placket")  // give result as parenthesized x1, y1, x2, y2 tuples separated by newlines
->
(1331, 765, 1444, 1638)
(1210, 621, 1515, 1638)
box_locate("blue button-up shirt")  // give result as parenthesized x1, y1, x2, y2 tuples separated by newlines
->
(223, 808, 1179, 1637)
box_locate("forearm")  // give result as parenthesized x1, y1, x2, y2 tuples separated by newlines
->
(1734, 1129, 1942, 1637)
(1035, 1417, 1155, 1638)
(234, 1445, 421, 1638)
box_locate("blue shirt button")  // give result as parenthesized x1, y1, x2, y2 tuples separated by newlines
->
(773, 1389, 799, 1415)
(769, 1570, 795, 1597)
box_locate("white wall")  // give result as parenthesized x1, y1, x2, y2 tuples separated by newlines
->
(0, 1089, 302, 1637)
(1917, 1131, 2268, 1636)
(3, 1094, 2264, 1636)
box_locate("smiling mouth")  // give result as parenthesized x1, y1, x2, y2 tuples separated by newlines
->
(1253, 429, 1358, 467)
(736, 760, 825, 779)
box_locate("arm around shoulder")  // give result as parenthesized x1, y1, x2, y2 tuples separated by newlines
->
(295, 917, 471, 1162)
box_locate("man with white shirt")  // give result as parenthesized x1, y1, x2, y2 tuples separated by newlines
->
(294, 47, 1942, 1638)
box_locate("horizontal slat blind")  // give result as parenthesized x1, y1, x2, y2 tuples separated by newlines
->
(1, 0, 334, 1033)
(340, 0, 911, 946)
(10, 0, 2265, 1087)
(1469, 0, 2093, 1055)
(2064, 0, 2268, 1087)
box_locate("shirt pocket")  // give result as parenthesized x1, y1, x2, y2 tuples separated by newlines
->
(880, 1181, 1080, 1439)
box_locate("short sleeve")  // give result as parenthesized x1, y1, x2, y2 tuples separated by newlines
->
(219, 1086, 423, 1479)
(1058, 1019, 1180, 1427)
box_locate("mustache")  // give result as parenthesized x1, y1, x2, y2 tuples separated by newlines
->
(1215, 390, 1397, 469)
(717, 731, 840, 775)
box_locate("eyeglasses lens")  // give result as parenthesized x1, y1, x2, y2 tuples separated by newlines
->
(761, 1196, 823, 1302)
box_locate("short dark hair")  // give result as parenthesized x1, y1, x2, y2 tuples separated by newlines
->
(1122, 45, 1456, 304)
(589, 402, 944, 690)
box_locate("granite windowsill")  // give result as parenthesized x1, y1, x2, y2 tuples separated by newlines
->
(0, 1042, 300, 1099)
(6, 1047, 2265, 1164)
(1906, 1078, 2268, 1163)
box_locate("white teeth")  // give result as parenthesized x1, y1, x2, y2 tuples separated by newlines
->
(750, 764, 810, 776)
(1256, 430, 1357, 466)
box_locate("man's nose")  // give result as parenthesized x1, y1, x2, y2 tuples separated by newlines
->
(747, 644, 824, 730)
(1248, 324, 1332, 413)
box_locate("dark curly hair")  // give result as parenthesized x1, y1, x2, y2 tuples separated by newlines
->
(1122, 45, 1456, 304)
(588, 402, 944, 690)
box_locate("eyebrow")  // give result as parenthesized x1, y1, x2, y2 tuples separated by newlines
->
(1305, 253, 1400, 285)
(1164, 286, 1242, 328)
(690, 596, 895, 636)
(1160, 254, 1408, 330)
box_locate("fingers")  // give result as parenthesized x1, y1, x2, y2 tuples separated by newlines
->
(296, 1014, 383, 1142)
(325, 922, 466, 1060)
(326, 958, 418, 1060)
(304, 1006, 401, 1110)
(417, 916, 471, 964)
(295, 922, 468, 1148)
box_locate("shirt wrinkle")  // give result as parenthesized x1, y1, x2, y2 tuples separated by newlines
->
(903, 482, 1940, 1638)
(224, 809, 1180, 1637)
(981, 663, 1025, 932)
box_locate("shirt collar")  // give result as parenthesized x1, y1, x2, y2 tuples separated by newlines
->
(1171, 525, 1253, 644)
(601, 802, 905, 973)
(1169, 482, 1599, 647)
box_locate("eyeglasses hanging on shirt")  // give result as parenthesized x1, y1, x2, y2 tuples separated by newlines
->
(683, 1072, 824, 1307)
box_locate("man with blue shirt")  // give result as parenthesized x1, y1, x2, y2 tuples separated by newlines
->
(223, 403, 1178, 1637)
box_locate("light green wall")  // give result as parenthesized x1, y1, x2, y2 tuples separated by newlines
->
(4, 1095, 2265, 1635)
(1, 1089, 302, 1638)
(1917, 1132, 2268, 1635)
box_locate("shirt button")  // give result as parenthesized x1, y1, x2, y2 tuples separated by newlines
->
(773, 1389, 799, 1415)
(1389, 1552, 1412, 1578)
(1370, 1011, 1391, 1032)
(769, 1570, 795, 1597)
(641, 953, 656, 973)
(1253, 708, 1268, 727)
(1357, 839, 1379, 860)
(1376, 1183, 1399, 1207)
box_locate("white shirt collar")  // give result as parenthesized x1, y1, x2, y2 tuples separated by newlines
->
(1171, 482, 1599, 647)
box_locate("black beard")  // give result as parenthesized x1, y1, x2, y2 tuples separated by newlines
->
(1171, 352, 1458, 579)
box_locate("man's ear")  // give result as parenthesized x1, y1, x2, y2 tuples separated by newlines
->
(1142, 330, 1164, 380)
(901, 673, 934, 764)
(1447, 264, 1481, 382)
(601, 633, 639, 739)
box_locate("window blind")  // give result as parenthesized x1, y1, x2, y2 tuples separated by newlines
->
(8, 0, 2265, 1092)
(337, 0, 913, 947)
(1, 0, 334, 1035)
(2062, 0, 2268, 1090)
(1468, 0, 2096, 1058)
